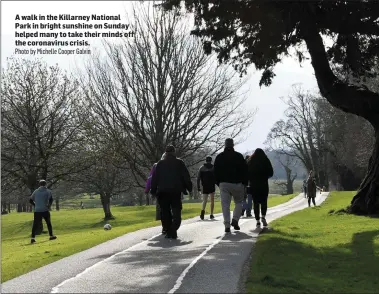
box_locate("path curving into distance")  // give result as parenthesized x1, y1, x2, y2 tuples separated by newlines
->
(2, 192, 329, 293)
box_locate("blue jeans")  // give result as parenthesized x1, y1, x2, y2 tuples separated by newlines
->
(242, 194, 253, 215)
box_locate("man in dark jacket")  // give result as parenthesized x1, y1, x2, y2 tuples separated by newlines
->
(151, 145, 193, 239)
(214, 138, 248, 233)
(197, 156, 216, 220)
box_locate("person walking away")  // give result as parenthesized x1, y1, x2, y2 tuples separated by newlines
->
(197, 156, 216, 220)
(214, 138, 248, 233)
(307, 170, 317, 207)
(242, 155, 253, 217)
(243, 186, 253, 217)
(29, 179, 57, 244)
(146, 153, 169, 234)
(151, 145, 192, 239)
(247, 148, 274, 228)
(303, 179, 308, 198)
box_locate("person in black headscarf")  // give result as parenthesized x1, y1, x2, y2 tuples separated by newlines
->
(247, 148, 274, 228)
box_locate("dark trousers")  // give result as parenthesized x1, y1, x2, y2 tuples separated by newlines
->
(308, 197, 316, 206)
(158, 192, 182, 235)
(252, 195, 268, 220)
(32, 211, 53, 238)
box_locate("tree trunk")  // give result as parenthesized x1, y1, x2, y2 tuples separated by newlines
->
(284, 166, 294, 194)
(8, 202, 11, 213)
(100, 193, 114, 220)
(350, 128, 379, 214)
(145, 193, 150, 205)
(286, 181, 294, 195)
(138, 192, 144, 206)
(55, 196, 60, 211)
(301, 19, 379, 215)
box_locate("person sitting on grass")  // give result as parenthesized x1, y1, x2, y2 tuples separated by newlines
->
(29, 179, 57, 244)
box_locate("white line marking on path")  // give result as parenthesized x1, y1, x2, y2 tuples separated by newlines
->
(51, 193, 316, 294)
(167, 193, 327, 294)
(167, 233, 225, 294)
(167, 218, 252, 294)
(50, 233, 162, 293)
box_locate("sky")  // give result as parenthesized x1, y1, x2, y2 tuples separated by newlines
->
(1, 1, 319, 153)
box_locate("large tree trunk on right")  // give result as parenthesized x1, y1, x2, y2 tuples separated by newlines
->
(301, 17, 379, 215)
(55, 196, 60, 211)
(350, 129, 379, 214)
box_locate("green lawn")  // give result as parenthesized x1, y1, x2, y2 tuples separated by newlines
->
(2, 193, 296, 282)
(246, 191, 379, 293)
(265, 193, 296, 207)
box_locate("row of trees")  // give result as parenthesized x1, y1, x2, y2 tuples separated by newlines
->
(1, 4, 254, 219)
(162, 0, 379, 215)
(266, 85, 374, 195)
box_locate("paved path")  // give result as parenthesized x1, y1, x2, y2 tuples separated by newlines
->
(2, 192, 329, 293)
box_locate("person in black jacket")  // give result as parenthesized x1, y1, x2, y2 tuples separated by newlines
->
(151, 145, 193, 239)
(214, 138, 248, 233)
(242, 155, 253, 217)
(306, 170, 317, 207)
(247, 148, 274, 228)
(197, 156, 216, 220)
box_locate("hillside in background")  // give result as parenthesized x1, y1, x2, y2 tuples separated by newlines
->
(266, 150, 307, 180)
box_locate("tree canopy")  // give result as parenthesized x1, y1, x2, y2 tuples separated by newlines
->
(162, 0, 379, 122)
(161, 0, 379, 214)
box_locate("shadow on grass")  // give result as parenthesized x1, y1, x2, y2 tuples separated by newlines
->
(246, 229, 379, 293)
(10, 220, 33, 235)
(329, 207, 379, 219)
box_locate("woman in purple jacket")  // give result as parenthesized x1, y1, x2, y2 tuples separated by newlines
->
(145, 153, 168, 233)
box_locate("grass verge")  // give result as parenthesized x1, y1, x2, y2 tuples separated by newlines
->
(265, 193, 296, 207)
(2, 193, 297, 282)
(246, 191, 379, 293)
